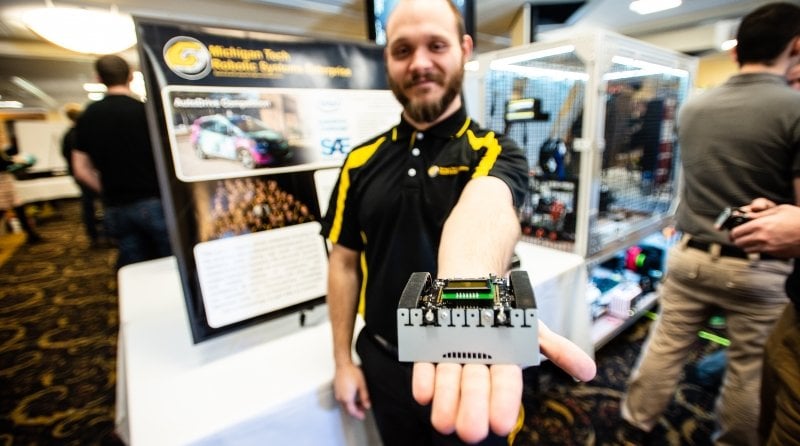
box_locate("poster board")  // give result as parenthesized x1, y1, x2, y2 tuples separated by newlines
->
(14, 120, 70, 173)
(135, 18, 401, 342)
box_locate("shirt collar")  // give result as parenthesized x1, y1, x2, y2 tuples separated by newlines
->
(394, 106, 471, 141)
(727, 72, 787, 86)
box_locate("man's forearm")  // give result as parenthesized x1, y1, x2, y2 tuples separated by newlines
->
(71, 150, 102, 193)
(327, 245, 362, 366)
(437, 176, 520, 278)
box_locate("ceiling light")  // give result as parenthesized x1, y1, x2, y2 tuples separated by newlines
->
(721, 39, 737, 51)
(23, 4, 136, 54)
(130, 71, 147, 99)
(83, 82, 107, 93)
(629, 0, 681, 15)
(0, 101, 24, 109)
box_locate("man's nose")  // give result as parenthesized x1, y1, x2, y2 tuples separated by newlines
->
(409, 48, 434, 72)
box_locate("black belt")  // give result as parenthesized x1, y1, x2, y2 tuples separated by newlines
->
(687, 238, 777, 260)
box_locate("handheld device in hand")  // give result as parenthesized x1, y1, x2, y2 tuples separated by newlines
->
(397, 271, 539, 366)
(714, 207, 750, 230)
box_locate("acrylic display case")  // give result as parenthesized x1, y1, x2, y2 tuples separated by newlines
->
(466, 30, 697, 262)
(465, 31, 697, 346)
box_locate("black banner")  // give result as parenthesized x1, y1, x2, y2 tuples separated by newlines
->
(135, 18, 398, 343)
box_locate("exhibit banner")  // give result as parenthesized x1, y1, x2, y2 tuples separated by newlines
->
(135, 18, 401, 342)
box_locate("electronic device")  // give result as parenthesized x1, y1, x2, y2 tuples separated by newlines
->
(714, 207, 750, 230)
(396, 271, 539, 366)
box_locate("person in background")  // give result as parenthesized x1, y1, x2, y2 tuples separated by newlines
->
(620, 3, 800, 445)
(72, 54, 171, 269)
(321, 1, 595, 445)
(728, 199, 800, 445)
(730, 62, 800, 446)
(61, 103, 107, 249)
(687, 60, 800, 397)
(0, 136, 42, 243)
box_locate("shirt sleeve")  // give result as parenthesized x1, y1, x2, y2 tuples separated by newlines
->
(487, 133, 529, 208)
(319, 165, 365, 251)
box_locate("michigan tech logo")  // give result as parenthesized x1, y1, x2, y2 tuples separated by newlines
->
(163, 36, 211, 80)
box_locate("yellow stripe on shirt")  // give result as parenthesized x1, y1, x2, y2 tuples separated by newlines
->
(328, 136, 385, 243)
(468, 129, 502, 178)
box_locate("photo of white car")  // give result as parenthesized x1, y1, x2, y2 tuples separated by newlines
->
(190, 114, 292, 168)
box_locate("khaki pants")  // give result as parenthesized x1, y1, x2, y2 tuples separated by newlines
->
(759, 304, 800, 446)
(622, 238, 791, 445)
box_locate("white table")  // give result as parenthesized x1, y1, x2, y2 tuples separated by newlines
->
(115, 244, 591, 445)
(14, 175, 80, 204)
(115, 257, 380, 446)
(513, 241, 593, 358)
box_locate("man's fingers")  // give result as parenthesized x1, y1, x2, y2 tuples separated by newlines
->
(488, 364, 523, 436)
(455, 364, 490, 443)
(540, 322, 597, 382)
(431, 363, 462, 435)
(344, 400, 366, 420)
(358, 382, 372, 411)
(412, 362, 436, 405)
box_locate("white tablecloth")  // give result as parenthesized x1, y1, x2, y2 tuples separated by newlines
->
(513, 241, 593, 358)
(115, 257, 380, 446)
(14, 176, 80, 204)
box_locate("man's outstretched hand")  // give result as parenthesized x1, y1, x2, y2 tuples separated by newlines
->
(411, 321, 596, 444)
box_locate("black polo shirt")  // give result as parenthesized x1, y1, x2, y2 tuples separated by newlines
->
(321, 107, 528, 345)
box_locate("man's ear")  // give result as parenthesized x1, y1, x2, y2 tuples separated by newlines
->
(792, 36, 800, 58)
(461, 34, 474, 61)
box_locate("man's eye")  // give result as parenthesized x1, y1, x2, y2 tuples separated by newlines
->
(392, 47, 410, 58)
(430, 42, 448, 52)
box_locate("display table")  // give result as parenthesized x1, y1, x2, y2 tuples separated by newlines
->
(513, 242, 593, 357)
(14, 175, 80, 204)
(115, 244, 591, 445)
(115, 257, 380, 446)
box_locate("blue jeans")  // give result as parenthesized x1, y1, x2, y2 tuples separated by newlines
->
(104, 197, 172, 269)
(78, 183, 103, 242)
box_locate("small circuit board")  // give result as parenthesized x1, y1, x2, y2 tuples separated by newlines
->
(396, 270, 539, 366)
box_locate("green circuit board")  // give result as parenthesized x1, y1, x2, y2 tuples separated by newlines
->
(440, 278, 495, 307)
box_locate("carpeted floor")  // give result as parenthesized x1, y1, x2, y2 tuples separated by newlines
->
(0, 200, 122, 445)
(0, 199, 723, 445)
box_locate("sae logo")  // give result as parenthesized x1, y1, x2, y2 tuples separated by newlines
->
(163, 36, 212, 80)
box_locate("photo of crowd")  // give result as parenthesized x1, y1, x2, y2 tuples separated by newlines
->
(194, 175, 317, 242)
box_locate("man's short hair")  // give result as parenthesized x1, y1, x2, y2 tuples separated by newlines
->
(736, 2, 800, 66)
(446, 0, 466, 41)
(390, 0, 466, 42)
(95, 55, 131, 87)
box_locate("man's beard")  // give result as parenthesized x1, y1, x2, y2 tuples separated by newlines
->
(389, 68, 463, 124)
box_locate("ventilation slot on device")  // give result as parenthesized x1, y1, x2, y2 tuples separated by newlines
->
(442, 352, 493, 360)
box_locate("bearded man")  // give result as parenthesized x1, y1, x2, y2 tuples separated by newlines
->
(320, 1, 595, 445)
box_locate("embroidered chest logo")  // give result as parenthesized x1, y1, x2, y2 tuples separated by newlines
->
(427, 165, 470, 177)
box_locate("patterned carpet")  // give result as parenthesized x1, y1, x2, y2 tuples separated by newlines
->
(0, 199, 722, 445)
(0, 200, 122, 445)
(517, 320, 721, 446)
